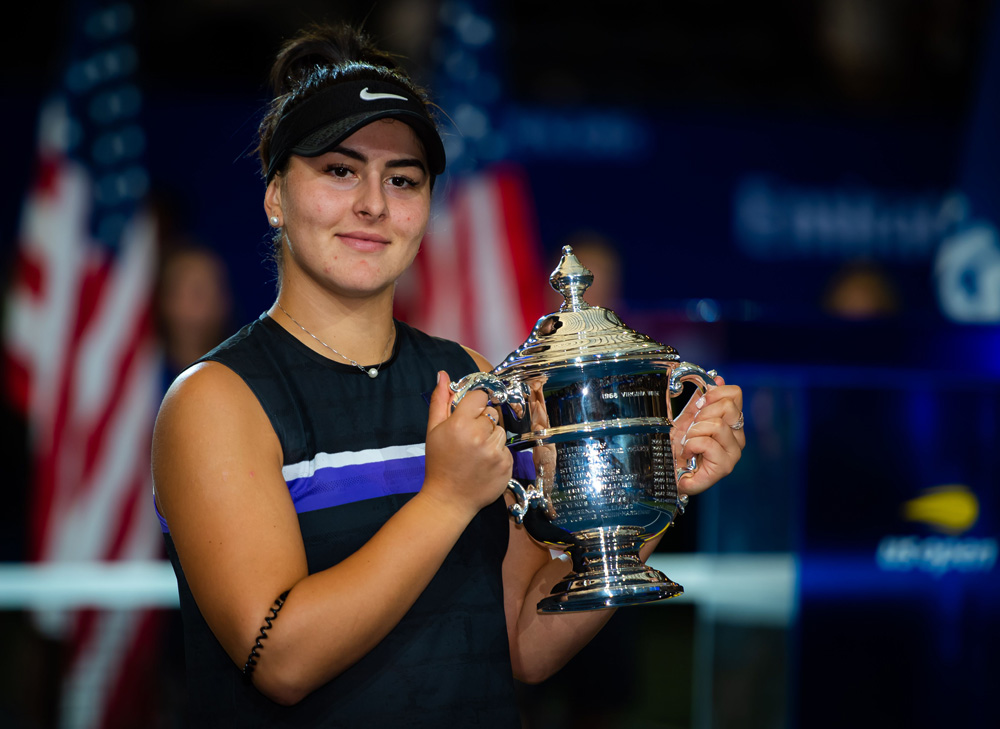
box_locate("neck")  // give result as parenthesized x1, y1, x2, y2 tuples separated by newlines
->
(271, 290, 396, 366)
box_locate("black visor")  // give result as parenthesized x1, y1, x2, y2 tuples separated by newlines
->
(266, 78, 446, 184)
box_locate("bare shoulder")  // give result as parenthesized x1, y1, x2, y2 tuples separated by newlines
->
(151, 361, 283, 513)
(460, 345, 493, 373)
(156, 360, 259, 423)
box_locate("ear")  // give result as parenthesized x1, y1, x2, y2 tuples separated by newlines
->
(264, 176, 282, 222)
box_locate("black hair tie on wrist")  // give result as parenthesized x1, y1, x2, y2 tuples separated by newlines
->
(243, 590, 291, 682)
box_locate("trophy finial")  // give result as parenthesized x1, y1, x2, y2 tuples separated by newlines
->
(550, 245, 593, 311)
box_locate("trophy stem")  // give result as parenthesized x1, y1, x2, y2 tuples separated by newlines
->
(537, 526, 683, 613)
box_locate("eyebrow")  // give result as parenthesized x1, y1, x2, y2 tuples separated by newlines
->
(330, 145, 428, 174)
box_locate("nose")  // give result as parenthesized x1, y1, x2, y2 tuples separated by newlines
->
(354, 173, 387, 220)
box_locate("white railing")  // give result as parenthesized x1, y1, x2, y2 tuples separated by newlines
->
(0, 553, 797, 625)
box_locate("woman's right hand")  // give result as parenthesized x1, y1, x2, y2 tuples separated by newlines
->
(422, 370, 513, 521)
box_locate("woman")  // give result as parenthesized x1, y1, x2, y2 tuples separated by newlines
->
(151, 23, 745, 728)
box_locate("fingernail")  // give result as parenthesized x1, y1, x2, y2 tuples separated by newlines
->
(696, 395, 706, 409)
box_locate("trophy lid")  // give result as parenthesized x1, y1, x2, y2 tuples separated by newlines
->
(492, 245, 679, 381)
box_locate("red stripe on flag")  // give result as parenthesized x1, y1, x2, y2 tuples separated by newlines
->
(29, 434, 64, 562)
(35, 156, 61, 198)
(66, 608, 97, 673)
(104, 465, 151, 563)
(74, 259, 111, 347)
(99, 610, 164, 729)
(12, 251, 46, 299)
(80, 298, 154, 486)
(494, 165, 547, 332)
(2, 350, 32, 415)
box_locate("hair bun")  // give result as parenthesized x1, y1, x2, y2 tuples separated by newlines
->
(270, 23, 404, 96)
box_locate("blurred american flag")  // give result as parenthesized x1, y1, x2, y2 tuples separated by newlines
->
(396, 0, 548, 364)
(2, 1, 163, 727)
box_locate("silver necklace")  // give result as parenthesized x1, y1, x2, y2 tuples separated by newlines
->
(276, 302, 394, 379)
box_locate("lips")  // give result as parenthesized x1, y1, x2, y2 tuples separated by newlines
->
(337, 231, 390, 251)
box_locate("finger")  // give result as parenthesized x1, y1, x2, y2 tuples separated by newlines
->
(486, 418, 510, 451)
(682, 420, 743, 462)
(452, 387, 490, 420)
(696, 383, 743, 412)
(695, 397, 743, 428)
(693, 387, 743, 428)
(695, 397, 746, 449)
(679, 433, 741, 493)
(426, 371, 453, 436)
(730, 425, 747, 449)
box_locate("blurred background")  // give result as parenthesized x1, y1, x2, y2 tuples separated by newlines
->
(1, 0, 998, 727)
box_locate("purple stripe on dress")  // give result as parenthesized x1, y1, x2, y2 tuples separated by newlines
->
(155, 499, 170, 533)
(287, 456, 428, 514)
(157, 450, 537, 529)
(512, 450, 536, 480)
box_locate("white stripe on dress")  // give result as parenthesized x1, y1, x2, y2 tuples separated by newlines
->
(281, 443, 427, 481)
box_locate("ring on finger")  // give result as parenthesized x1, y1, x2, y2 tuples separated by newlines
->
(485, 411, 498, 426)
(730, 411, 745, 431)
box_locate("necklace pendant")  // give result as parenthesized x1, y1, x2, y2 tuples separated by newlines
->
(275, 302, 392, 381)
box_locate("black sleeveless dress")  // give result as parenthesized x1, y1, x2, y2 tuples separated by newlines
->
(159, 314, 520, 728)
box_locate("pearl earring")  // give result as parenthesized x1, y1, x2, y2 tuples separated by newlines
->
(270, 216, 280, 227)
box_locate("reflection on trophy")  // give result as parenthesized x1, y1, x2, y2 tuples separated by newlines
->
(451, 246, 718, 612)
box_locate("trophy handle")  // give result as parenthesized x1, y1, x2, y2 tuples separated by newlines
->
(449, 371, 531, 435)
(451, 372, 543, 522)
(668, 362, 719, 478)
(506, 478, 545, 524)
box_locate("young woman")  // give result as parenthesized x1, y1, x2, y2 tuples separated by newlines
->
(151, 23, 745, 728)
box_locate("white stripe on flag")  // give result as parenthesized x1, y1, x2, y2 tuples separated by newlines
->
(73, 211, 156, 420)
(60, 609, 141, 729)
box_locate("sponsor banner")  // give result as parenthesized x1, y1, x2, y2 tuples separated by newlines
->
(797, 374, 998, 729)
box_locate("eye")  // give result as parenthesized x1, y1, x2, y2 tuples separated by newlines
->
(325, 164, 353, 178)
(387, 174, 417, 188)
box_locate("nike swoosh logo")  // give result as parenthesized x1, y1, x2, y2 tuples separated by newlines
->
(360, 87, 408, 102)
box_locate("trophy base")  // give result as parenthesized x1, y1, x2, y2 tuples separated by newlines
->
(537, 566, 683, 613)
(536, 527, 684, 613)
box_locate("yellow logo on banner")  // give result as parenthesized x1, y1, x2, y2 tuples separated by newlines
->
(902, 485, 979, 535)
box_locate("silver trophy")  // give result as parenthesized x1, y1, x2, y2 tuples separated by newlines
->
(451, 246, 718, 612)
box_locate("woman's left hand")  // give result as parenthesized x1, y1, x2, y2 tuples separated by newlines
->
(673, 375, 745, 495)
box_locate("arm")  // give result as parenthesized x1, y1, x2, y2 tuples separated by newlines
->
(152, 364, 511, 705)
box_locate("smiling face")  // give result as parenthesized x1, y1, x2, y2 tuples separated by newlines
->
(265, 118, 432, 304)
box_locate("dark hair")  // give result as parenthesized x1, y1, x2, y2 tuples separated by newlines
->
(256, 23, 436, 181)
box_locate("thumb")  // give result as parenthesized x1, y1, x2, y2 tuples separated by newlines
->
(426, 370, 453, 436)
